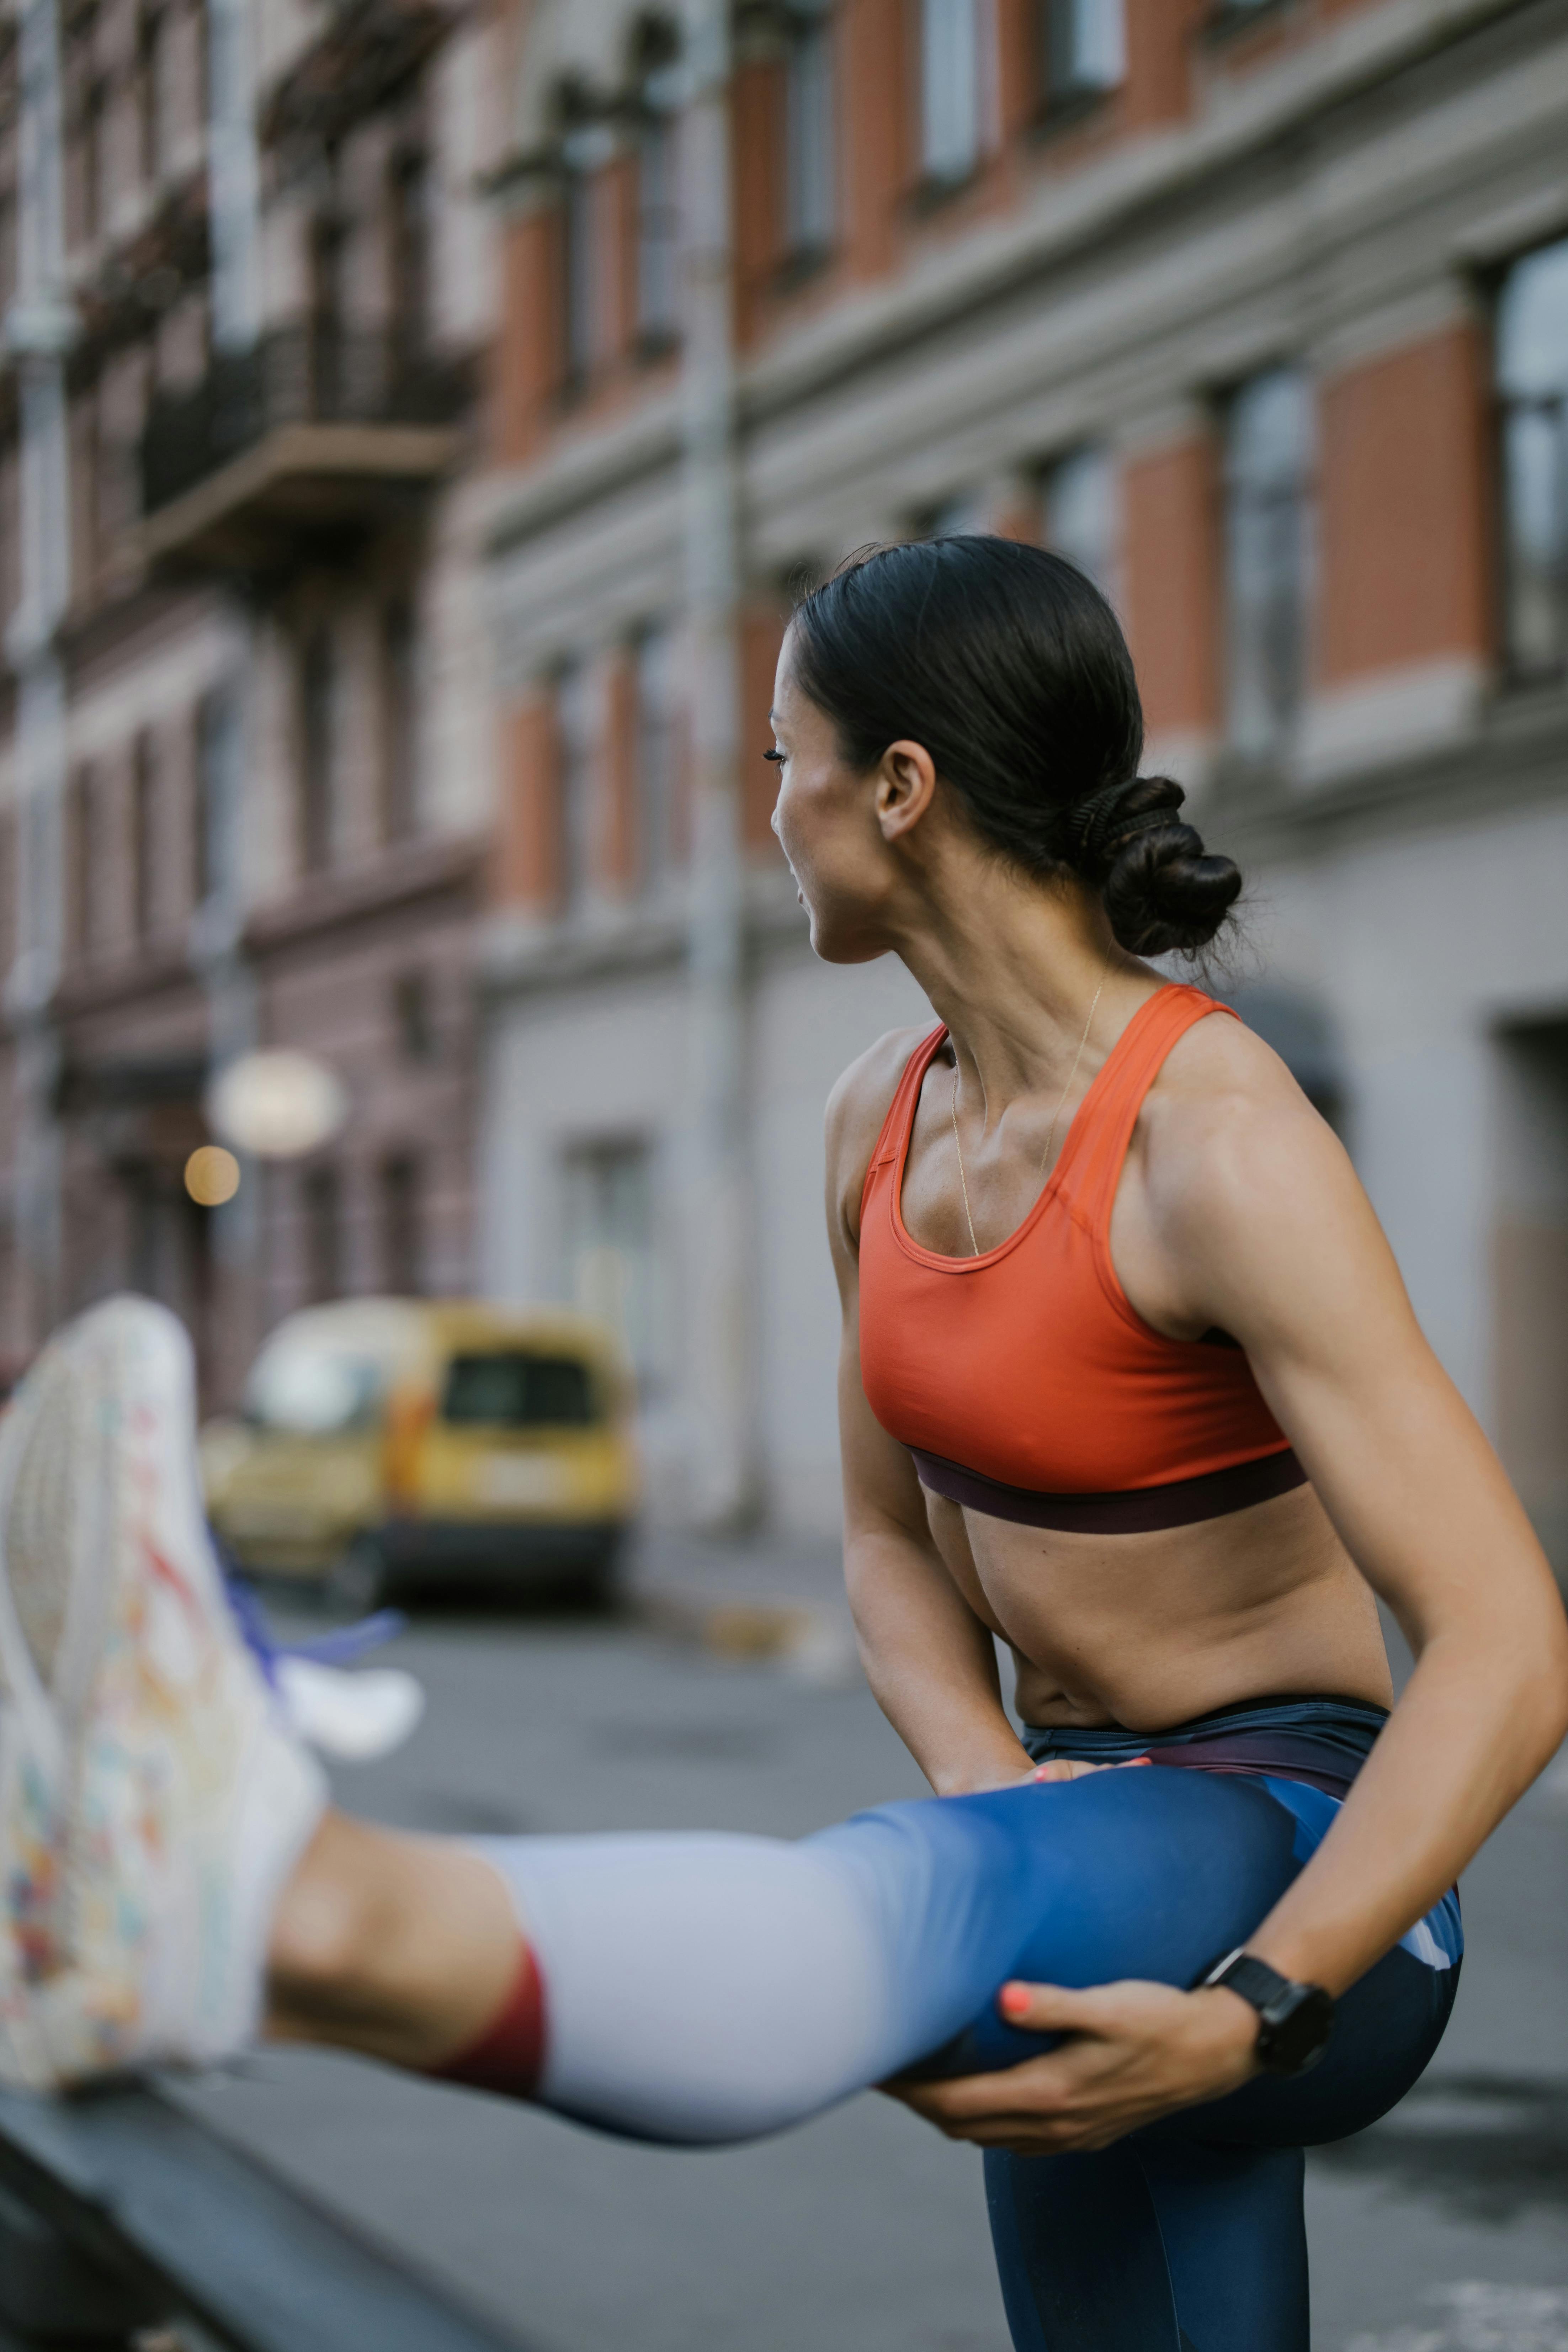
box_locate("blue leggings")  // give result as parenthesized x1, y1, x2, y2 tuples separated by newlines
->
(480, 1734, 1458, 2352)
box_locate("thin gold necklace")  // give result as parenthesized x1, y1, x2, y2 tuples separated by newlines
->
(948, 974, 1107, 1258)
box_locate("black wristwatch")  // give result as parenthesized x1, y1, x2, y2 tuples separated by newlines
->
(1191, 1948, 1335, 2076)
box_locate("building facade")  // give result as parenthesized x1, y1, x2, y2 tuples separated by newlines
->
(480, 0, 1568, 1559)
(0, 0, 503, 1406)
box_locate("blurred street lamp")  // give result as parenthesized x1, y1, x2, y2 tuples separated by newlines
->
(185, 1147, 241, 1207)
(206, 1050, 348, 1161)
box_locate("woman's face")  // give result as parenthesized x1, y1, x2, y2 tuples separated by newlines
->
(768, 630, 903, 965)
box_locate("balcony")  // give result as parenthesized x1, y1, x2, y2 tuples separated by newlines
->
(136, 325, 467, 570)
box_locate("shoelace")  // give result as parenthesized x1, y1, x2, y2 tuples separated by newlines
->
(217, 1551, 405, 1689)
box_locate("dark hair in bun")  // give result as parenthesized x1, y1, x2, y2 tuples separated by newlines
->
(789, 536, 1242, 957)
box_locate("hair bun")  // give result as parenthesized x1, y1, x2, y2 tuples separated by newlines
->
(1095, 776, 1241, 956)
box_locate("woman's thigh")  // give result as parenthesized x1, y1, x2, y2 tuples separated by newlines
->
(844, 1767, 1453, 2138)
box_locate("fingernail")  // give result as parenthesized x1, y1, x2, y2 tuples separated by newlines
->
(1000, 1983, 1032, 2019)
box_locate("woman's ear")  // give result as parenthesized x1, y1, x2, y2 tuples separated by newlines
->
(876, 740, 938, 842)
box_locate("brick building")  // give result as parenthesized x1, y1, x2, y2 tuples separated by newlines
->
(0, 0, 503, 1404)
(480, 0, 1568, 1554)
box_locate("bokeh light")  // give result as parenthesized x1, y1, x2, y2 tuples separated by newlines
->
(184, 1146, 241, 1207)
(206, 1050, 349, 1161)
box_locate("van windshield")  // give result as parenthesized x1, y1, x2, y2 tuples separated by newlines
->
(442, 1352, 598, 1428)
(246, 1349, 384, 1434)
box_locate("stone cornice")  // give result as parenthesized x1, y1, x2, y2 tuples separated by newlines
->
(1212, 683, 1568, 866)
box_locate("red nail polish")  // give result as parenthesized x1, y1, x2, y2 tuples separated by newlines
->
(1000, 1983, 1032, 2019)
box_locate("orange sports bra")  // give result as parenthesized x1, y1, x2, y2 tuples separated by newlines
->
(857, 983, 1306, 1533)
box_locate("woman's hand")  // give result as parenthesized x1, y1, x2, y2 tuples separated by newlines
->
(883, 1980, 1260, 2154)
(962, 1756, 1154, 1794)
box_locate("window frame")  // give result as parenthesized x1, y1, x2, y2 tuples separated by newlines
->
(298, 626, 336, 876)
(1218, 362, 1317, 764)
(131, 728, 157, 941)
(1039, 440, 1121, 606)
(1491, 235, 1568, 690)
(916, 0, 981, 196)
(559, 123, 616, 399)
(1038, 0, 1126, 123)
(782, 2, 836, 272)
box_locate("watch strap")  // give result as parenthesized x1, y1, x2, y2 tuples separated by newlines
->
(1194, 1948, 1293, 2010)
(1191, 1946, 1335, 2076)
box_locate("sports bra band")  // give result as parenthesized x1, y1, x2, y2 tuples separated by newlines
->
(910, 1444, 1309, 1533)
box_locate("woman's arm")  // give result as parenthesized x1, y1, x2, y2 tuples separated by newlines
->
(1158, 1067, 1568, 1997)
(889, 1035, 1568, 2150)
(827, 1049, 1034, 1798)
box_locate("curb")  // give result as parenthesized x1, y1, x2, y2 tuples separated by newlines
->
(632, 1591, 863, 1684)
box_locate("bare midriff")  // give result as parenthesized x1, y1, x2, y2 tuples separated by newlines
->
(921, 1478, 1394, 1732)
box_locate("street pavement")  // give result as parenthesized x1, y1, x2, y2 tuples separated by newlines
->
(172, 1567, 1568, 2352)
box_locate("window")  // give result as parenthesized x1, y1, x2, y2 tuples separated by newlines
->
(634, 623, 677, 890)
(561, 126, 613, 389)
(140, 11, 171, 182)
(1222, 367, 1314, 757)
(309, 216, 346, 416)
(380, 1154, 423, 1295)
(556, 657, 594, 907)
(560, 1138, 657, 1386)
(1043, 444, 1118, 601)
(636, 85, 681, 347)
(302, 1164, 342, 1304)
(381, 598, 419, 840)
(394, 971, 437, 1062)
(785, 4, 835, 261)
(70, 765, 94, 958)
(246, 1340, 381, 1432)
(194, 686, 235, 908)
(920, 0, 979, 187)
(389, 151, 432, 370)
(1497, 235, 1568, 681)
(442, 1351, 598, 1428)
(299, 628, 334, 873)
(131, 731, 156, 939)
(80, 80, 106, 243)
(1042, 0, 1125, 105)
(920, 489, 989, 538)
(0, 188, 16, 316)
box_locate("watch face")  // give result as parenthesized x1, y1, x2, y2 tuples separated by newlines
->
(1261, 1984, 1335, 2076)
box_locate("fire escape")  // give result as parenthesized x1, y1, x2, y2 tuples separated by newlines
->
(137, 0, 467, 573)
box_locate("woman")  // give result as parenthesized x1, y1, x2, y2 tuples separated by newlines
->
(2, 540, 1564, 2352)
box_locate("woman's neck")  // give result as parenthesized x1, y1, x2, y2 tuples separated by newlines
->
(889, 869, 1157, 1118)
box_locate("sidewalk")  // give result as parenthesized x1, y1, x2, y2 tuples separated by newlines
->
(626, 1521, 862, 1679)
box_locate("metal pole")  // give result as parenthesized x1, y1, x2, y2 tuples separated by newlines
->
(680, 0, 757, 1528)
(5, 0, 74, 1349)
(197, 0, 263, 1341)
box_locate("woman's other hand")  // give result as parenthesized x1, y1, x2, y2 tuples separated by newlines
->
(882, 1977, 1259, 2153)
(965, 1756, 1154, 1793)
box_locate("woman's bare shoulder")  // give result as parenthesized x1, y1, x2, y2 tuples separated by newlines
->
(1140, 999, 1357, 1250)
(824, 1024, 938, 1239)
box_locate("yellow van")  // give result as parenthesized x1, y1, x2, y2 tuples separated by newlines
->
(201, 1299, 637, 1608)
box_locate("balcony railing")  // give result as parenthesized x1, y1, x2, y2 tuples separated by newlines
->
(139, 324, 466, 530)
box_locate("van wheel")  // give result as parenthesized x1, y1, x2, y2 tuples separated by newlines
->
(328, 1535, 390, 1616)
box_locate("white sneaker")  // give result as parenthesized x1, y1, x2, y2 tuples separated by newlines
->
(0, 1297, 325, 2090)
